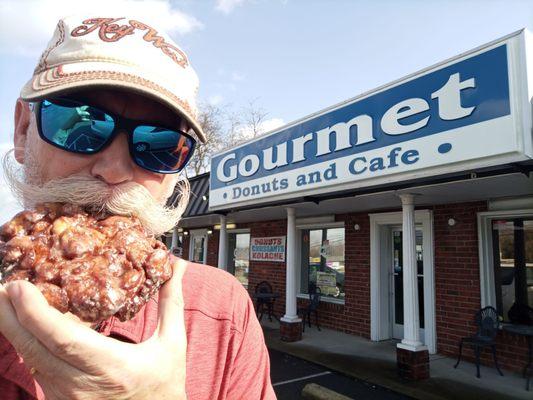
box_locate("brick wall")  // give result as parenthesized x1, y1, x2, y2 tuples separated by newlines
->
(182, 235, 189, 260)
(240, 214, 372, 338)
(338, 213, 371, 337)
(297, 213, 370, 337)
(179, 200, 528, 372)
(432, 201, 528, 372)
(243, 220, 288, 319)
(206, 230, 219, 267)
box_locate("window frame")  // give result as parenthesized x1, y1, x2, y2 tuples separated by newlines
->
(478, 209, 533, 312)
(296, 221, 346, 305)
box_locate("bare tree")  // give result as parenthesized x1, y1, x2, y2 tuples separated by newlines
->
(222, 109, 243, 149)
(185, 98, 274, 177)
(186, 103, 224, 176)
(240, 98, 269, 139)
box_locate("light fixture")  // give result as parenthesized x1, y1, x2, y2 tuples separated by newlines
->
(183, 231, 189, 235)
(448, 218, 456, 227)
(207, 229, 213, 235)
(202, 195, 208, 201)
(214, 223, 237, 230)
(354, 224, 360, 231)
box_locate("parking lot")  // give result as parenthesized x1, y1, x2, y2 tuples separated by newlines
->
(269, 349, 411, 400)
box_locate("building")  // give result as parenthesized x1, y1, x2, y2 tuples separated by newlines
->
(167, 29, 533, 379)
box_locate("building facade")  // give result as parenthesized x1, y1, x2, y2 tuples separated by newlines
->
(166, 30, 533, 378)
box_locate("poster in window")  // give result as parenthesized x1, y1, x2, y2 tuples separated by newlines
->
(316, 271, 337, 295)
(250, 236, 286, 262)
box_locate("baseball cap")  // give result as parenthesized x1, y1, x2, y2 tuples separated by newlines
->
(20, 16, 206, 143)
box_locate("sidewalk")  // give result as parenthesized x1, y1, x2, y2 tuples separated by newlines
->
(261, 319, 530, 400)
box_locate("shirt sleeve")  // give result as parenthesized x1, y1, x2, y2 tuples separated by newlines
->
(0, 333, 42, 399)
(226, 284, 277, 400)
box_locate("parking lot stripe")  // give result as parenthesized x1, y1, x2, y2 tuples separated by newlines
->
(272, 371, 332, 387)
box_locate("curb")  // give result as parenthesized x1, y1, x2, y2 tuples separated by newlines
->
(301, 383, 353, 400)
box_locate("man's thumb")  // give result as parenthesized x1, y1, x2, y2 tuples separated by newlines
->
(157, 257, 187, 342)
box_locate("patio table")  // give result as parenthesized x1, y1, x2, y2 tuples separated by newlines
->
(252, 293, 280, 321)
(502, 324, 533, 391)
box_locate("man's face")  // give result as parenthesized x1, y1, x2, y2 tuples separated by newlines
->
(13, 89, 188, 203)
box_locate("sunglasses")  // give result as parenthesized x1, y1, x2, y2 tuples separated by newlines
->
(33, 98, 196, 174)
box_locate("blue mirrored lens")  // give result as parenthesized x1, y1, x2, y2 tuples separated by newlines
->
(40, 100, 115, 153)
(132, 126, 194, 172)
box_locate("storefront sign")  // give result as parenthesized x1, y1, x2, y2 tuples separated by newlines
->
(210, 30, 532, 210)
(250, 236, 286, 262)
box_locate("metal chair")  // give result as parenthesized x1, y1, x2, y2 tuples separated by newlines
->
(298, 286, 321, 332)
(454, 306, 504, 378)
(255, 281, 275, 322)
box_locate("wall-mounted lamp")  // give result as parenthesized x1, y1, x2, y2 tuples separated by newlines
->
(207, 229, 213, 235)
(448, 218, 456, 227)
(354, 224, 361, 231)
(202, 195, 208, 201)
(183, 231, 189, 235)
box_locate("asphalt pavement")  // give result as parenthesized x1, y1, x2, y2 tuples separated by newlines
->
(269, 348, 412, 400)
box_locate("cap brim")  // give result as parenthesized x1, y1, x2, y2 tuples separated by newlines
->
(20, 65, 206, 144)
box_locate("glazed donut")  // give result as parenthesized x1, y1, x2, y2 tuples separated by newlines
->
(0, 203, 172, 323)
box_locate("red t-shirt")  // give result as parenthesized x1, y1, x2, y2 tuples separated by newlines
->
(0, 261, 276, 399)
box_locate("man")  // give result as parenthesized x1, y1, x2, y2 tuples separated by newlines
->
(0, 16, 276, 399)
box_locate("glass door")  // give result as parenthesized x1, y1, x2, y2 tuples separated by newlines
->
(227, 232, 250, 289)
(391, 227, 425, 339)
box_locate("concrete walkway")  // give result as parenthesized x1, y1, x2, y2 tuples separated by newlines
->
(261, 319, 530, 400)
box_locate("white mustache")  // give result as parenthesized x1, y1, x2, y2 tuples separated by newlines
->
(2, 149, 189, 237)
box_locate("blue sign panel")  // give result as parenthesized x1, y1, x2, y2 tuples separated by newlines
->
(210, 43, 513, 209)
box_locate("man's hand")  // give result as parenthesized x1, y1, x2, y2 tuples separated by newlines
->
(0, 258, 188, 400)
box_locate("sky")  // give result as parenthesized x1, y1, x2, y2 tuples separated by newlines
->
(0, 0, 531, 222)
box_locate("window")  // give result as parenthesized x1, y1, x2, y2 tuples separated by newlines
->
(492, 218, 533, 322)
(301, 227, 345, 299)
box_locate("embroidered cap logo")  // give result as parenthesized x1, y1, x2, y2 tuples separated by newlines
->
(71, 18, 189, 68)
